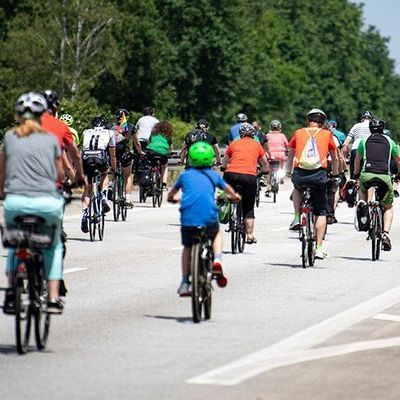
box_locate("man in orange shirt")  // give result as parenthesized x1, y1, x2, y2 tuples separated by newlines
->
(287, 109, 338, 259)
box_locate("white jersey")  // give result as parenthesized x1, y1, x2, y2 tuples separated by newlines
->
(82, 127, 116, 151)
(135, 115, 159, 141)
(347, 120, 371, 150)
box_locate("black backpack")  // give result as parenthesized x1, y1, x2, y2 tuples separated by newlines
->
(186, 128, 207, 146)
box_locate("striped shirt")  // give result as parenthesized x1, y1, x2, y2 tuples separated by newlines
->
(347, 120, 371, 150)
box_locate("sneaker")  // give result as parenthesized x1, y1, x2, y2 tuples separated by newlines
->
(124, 201, 134, 209)
(212, 258, 224, 276)
(162, 183, 168, 191)
(107, 187, 114, 201)
(3, 289, 15, 315)
(59, 279, 68, 297)
(177, 282, 191, 297)
(315, 249, 329, 259)
(81, 214, 89, 233)
(47, 298, 64, 314)
(102, 199, 110, 213)
(394, 190, 399, 198)
(289, 220, 300, 231)
(265, 191, 271, 198)
(382, 234, 392, 251)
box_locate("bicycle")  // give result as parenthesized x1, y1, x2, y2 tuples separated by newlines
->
(255, 166, 262, 208)
(149, 156, 163, 208)
(1, 216, 55, 354)
(228, 186, 246, 254)
(189, 227, 227, 323)
(269, 160, 281, 203)
(112, 162, 127, 222)
(88, 170, 105, 241)
(367, 187, 383, 261)
(298, 187, 316, 268)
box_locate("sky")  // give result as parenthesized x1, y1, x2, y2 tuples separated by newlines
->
(353, 0, 400, 73)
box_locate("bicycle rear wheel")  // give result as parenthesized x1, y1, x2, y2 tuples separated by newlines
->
(230, 205, 237, 254)
(151, 171, 157, 208)
(371, 230, 377, 261)
(89, 194, 96, 242)
(139, 186, 147, 203)
(15, 281, 32, 354)
(191, 243, 202, 323)
(119, 176, 127, 221)
(376, 211, 382, 261)
(203, 259, 212, 320)
(307, 213, 315, 266)
(112, 178, 120, 221)
(300, 229, 308, 269)
(98, 195, 105, 241)
(34, 280, 50, 350)
(157, 179, 163, 207)
(237, 204, 246, 253)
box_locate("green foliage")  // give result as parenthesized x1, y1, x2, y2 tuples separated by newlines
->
(169, 118, 195, 148)
(1, 0, 400, 143)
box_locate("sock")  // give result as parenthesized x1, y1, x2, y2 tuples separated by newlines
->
(294, 212, 300, 222)
(214, 253, 222, 261)
(182, 275, 190, 284)
(316, 244, 323, 251)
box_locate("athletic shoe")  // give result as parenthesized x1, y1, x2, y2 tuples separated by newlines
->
(3, 289, 15, 315)
(265, 191, 271, 197)
(394, 190, 399, 198)
(124, 201, 134, 209)
(102, 199, 110, 213)
(177, 282, 191, 297)
(289, 220, 300, 231)
(162, 183, 168, 191)
(81, 214, 89, 233)
(382, 234, 392, 251)
(47, 298, 64, 314)
(315, 249, 329, 259)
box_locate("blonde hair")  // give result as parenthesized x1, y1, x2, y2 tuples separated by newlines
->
(14, 117, 47, 137)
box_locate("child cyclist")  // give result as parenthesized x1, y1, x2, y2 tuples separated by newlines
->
(168, 141, 240, 296)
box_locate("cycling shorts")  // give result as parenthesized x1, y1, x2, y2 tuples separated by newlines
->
(181, 223, 219, 248)
(83, 157, 108, 182)
(147, 150, 168, 166)
(292, 168, 328, 216)
(360, 172, 393, 206)
(223, 172, 257, 219)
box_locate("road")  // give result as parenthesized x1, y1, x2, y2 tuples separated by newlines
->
(2, 182, 400, 399)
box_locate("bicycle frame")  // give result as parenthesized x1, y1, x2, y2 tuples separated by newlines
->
(299, 187, 316, 268)
(368, 190, 383, 261)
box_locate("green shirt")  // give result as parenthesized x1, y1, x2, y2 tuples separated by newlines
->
(147, 133, 171, 156)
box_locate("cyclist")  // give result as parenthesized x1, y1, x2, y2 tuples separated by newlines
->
(221, 122, 269, 244)
(80, 117, 117, 233)
(59, 113, 80, 146)
(135, 106, 159, 151)
(0, 92, 65, 314)
(167, 141, 240, 296)
(265, 120, 288, 196)
(109, 109, 136, 207)
(179, 119, 221, 165)
(343, 111, 373, 179)
(146, 120, 173, 189)
(228, 112, 248, 144)
(329, 119, 346, 147)
(287, 109, 338, 259)
(354, 118, 400, 251)
(385, 129, 400, 198)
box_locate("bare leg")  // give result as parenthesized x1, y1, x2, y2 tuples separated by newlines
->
(48, 280, 60, 300)
(383, 205, 393, 233)
(244, 218, 255, 236)
(81, 183, 92, 209)
(162, 165, 168, 185)
(182, 247, 191, 277)
(315, 215, 327, 246)
(292, 188, 302, 213)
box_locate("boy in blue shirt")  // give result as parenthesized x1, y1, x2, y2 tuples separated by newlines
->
(168, 141, 240, 296)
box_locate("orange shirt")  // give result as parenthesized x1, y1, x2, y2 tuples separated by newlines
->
(41, 112, 74, 150)
(225, 137, 265, 176)
(288, 127, 336, 169)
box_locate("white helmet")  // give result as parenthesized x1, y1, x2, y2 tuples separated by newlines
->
(15, 92, 47, 119)
(239, 122, 255, 138)
(270, 120, 281, 130)
(306, 108, 327, 123)
(236, 113, 248, 123)
(60, 114, 74, 126)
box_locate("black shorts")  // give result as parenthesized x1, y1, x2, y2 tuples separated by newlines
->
(181, 223, 219, 248)
(292, 168, 328, 216)
(83, 157, 108, 182)
(223, 172, 257, 219)
(116, 142, 133, 168)
(147, 150, 168, 166)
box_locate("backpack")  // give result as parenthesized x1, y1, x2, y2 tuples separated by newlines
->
(186, 128, 207, 146)
(355, 200, 370, 232)
(216, 191, 231, 224)
(298, 128, 323, 170)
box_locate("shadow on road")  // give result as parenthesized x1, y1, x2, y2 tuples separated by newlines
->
(267, 262, 326, 270)
(67, 237, 92, 242)
(144, 314, 193, 324)
(336, 256, 374, 261)
(0, 344, 20, 355)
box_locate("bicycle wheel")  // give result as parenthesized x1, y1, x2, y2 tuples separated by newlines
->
(307, 213, 315, 266)
(88, 194, 96, 242)
(191, 243, 202, 323)
(376, 210, 382, 261)
(157, 176, 163, 208)
(230, 205, 237, 254)
(301, 233, 308, 268)
(112, 177, 120, 222)
(237, 204, 246, 253)
(120, 176, 127, 221)
(98, 194, 105, 241)
(139, 186, 147, 203)
(371, 229, 377, 261)
(271, 175, 278, 203)
(34, 279, 50, 350)
(151, 171, 157, 208)
(15, 280, 32, 354)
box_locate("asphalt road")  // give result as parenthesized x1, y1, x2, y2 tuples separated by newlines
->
(2, 182, 400, 399)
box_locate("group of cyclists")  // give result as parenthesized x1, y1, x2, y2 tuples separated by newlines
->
(0, 87, 398, 313)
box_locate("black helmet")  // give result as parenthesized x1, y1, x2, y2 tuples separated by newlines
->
(306, 108, 327, 124)
(196, 118, 209, 130)
(369, 118, 385, 134)
(361, 110, 373, 121)
(92, 116, 107, 128)
(41, 89, 60, 112)
(115, 108, 130, 120)
(143, 106, 155, 116)
(236, 113, 248, 123)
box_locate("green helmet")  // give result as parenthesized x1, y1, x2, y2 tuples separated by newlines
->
(188, 141, 215, 168)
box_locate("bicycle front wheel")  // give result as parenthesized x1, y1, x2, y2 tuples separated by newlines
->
(237, 204, 246, 253)
(203, 262, 212, 321)
(98, 195, 105, 241)
(15, 281, 32, 354)
(230, 205, 237, 254)
(191, 243, 202, 323)
(119, 176, 127, 221)
(112, 179, 120, 222)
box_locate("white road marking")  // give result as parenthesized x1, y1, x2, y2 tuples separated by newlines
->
(64, 267, 88, 275)
(172, 246, 183, 250)
(272, 227, 288, 232)
(188, 284, 400, 386)
(373, 313, 400, 323)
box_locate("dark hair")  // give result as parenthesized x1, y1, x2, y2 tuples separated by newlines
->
(151, 120, 173, 139)
(143, 106, 155, 116)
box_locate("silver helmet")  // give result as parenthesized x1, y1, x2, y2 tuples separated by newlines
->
(15, 92, 48, 119)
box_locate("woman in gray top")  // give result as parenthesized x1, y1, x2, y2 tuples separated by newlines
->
(0, 92, 65, 314)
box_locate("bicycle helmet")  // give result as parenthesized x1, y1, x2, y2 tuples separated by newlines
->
(115, 108, 129, 120)
(236, 113, 248, 123)
(15, 92, 48, 119)
(196, 118, 209, 130)
(328, 119, 337, 128)
(92, 116, 107, 128)
(239, 122, 255, 138)
(188, 141, 215, 168)
(306, 108, 327, 124)
(41, 89, 60, 112)
(369, 118, 385, 134)
(59, 114, 74, 126)
(270, 120, 281, 130)
(361, 110, 374, 121)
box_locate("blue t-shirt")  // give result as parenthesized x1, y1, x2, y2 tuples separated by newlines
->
(174, 168, 227, 227)
(333, 129, 346, 146)
(228, 123, 241, 142)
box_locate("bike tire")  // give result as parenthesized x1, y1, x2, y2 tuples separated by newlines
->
(230, 205, 237, 254)
(34, 280, 50, 350)
(139, 186, 146, 203)
(112, 179, 119, 222)
(120, 176, 127, 221)
(152, 173, 157, 208)
(237, 204, 246, 253)
(15, 282, 31, 354)
(98, 195, 105, 241)
(307, 213, 315, 266)
(157, 178, 163, 208)
(203, 258, 212, 320)
(273, 191, 277, 203)
(191, 243, 202, 323)
(89, 194, 96, 242)
(301, 230, 308, 269)
(371, 230, 377, 261)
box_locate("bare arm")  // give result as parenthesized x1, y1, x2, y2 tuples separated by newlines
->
(263, 142, 271, 159)
(330, 148, 339, 176)
(0, 151, 6, 198)
(395, 155, 400, 174)
(354, 152, 361, 177)
(259, 155, 269, 173)
(65, 142, 84, 183)
(180, 145, 188, 164)
(213, 144, 221, 164)
(167, 186, 179, 203)
(287, 148, 295, 173)
(221, 153, 230, 169)
(132, 132, 142, 153)
(224, 183, 241, 202)
(62, 151, 75, 181)
(55, 156, 64, 182)
(108, 146, 117, 171)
